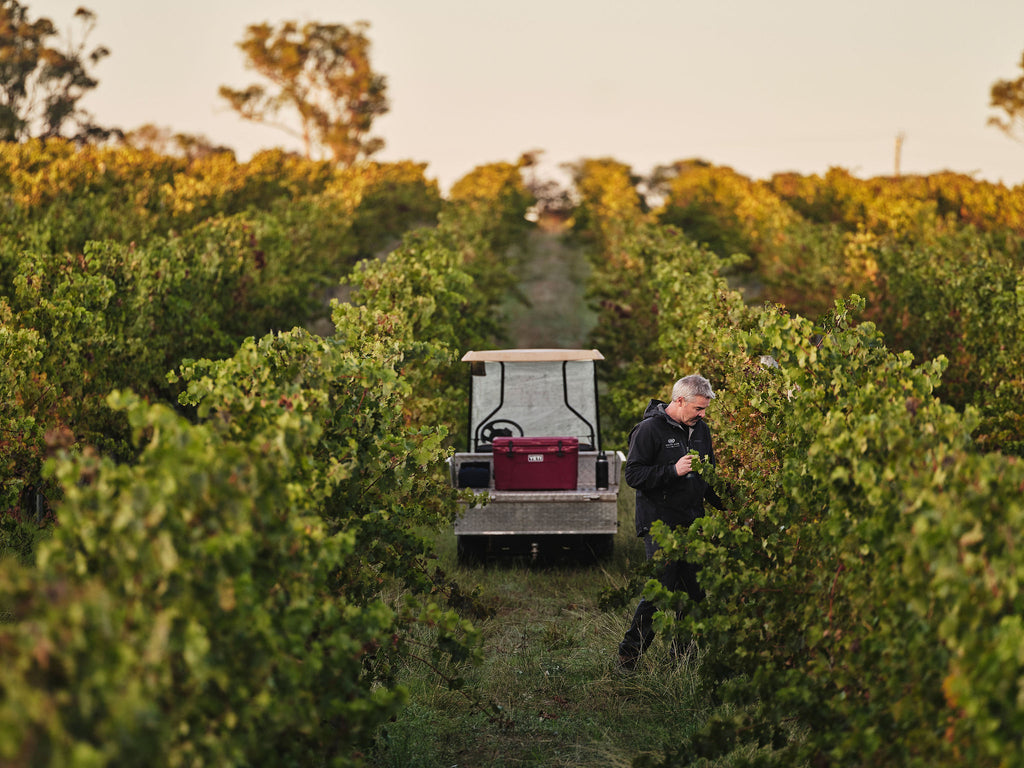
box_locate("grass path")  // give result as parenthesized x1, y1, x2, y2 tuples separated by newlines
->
(501, 228, 598, 349)
(369, 503, 724, 768)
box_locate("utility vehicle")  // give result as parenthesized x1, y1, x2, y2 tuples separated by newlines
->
(447, 348, 624, 563)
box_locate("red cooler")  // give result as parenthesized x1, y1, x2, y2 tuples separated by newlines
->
(492, 436, 579, 490)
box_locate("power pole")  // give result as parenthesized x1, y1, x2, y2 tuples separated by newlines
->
(894, 132, 905, 177)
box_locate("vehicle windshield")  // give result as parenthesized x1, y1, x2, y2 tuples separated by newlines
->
(468, 360, 599, 450)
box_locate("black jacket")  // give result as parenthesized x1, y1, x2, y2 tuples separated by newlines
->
(624, 399, 723, 537)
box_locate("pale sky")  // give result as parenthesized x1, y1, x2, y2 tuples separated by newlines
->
(29, 0, 1024, 191)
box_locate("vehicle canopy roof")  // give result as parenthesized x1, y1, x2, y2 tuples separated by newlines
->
(461, 349, 604, 451)
(462, 349, 604, 363)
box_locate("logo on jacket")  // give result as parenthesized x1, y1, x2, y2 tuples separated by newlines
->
(666, 438, 678, 447)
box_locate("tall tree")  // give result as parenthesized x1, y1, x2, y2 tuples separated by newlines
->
(220, 20, 388, 166)
(0, 1, 112, 142)
(989, 51, 1024, 143)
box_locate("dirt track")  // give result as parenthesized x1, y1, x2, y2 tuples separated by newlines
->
(503, 228, 596, 348)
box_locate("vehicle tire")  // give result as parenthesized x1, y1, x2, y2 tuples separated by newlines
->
(457, 535, 488, 565)
(583, 534, 614, 561)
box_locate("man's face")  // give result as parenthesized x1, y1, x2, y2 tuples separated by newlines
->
(677, 395, 710, 426)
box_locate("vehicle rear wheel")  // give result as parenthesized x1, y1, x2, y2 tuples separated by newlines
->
(581, 534, 614, 561)
(456, 535, 488, 565)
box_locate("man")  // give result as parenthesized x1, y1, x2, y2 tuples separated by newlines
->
(617, 374, 723, 670)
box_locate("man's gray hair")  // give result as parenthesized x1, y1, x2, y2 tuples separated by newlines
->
(672, 374, 715, 402)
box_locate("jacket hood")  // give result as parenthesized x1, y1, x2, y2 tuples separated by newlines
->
(642, 399, 668, 419)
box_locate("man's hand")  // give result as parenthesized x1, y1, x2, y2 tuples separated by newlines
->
(674, 453, 694, 476)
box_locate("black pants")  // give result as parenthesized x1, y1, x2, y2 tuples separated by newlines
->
(618, 534, 704, 658)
